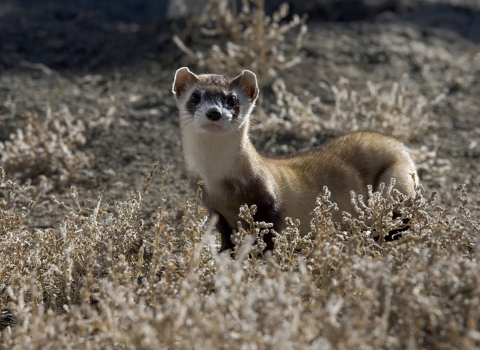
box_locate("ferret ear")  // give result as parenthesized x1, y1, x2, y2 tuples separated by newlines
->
(230, 70, 259, 101)
(173, 67, 199, 98)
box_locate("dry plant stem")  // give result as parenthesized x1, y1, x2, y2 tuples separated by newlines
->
(329, 78, 443, 141)
(0, 162, 479, 348)
(0, 106, 89, 183)
(172, 35, 199, 61)
(173, 0, 307, 83)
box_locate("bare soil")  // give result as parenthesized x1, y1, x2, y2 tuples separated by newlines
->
(1, 0, 479, 229)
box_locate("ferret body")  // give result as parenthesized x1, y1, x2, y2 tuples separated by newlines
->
(172, 68, 418, 251)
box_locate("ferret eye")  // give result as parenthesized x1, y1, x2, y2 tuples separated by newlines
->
(190, 92, 201, 105)
(227, 94, 237, 107)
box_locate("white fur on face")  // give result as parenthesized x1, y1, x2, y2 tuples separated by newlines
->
(178, 86, 254, 135)
(176, 81, 256, 188)
(192, 100, 235, 134)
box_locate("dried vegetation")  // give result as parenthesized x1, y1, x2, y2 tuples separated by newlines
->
(0, 104, 89, 183)
(1, 162, 479, 349)
(173, 0, 308, 84)
(1, 0, 480, 349)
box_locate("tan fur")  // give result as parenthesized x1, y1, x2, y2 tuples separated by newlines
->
(263, 132, 418, 232)
(173, 67, 418, 250)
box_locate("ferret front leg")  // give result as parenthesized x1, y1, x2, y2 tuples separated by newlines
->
(215, 211, 235, 252)
(253, 203, 282, 252)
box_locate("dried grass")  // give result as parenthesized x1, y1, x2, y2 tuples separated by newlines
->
(1, 163, 478, 349)
(0, 105, 89, 183)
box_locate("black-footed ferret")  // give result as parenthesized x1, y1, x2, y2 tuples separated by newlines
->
(172, 67, 418, 252)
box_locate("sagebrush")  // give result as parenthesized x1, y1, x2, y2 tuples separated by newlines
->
(1, 164, 479, 349)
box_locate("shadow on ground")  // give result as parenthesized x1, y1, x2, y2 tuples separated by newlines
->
(0, 0, 479, 72)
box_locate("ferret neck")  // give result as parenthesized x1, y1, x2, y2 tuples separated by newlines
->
(182, 123, 259, 186)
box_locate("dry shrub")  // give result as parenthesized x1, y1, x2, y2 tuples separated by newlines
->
(327, 78, 445, 142)
(342, 179, 425, 242)
(0, 105, 89, 183)
(408, 140, 452, 192)
(1, 163, 479, 349)
(257, 76, 443, 144)
(0, 168, 34, 235)
(173, 0, 308, 84)
(251, 78, 324, 140)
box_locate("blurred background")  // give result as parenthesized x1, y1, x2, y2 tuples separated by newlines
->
(1, 0, 479, 71)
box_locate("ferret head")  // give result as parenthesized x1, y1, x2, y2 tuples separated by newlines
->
(172, 67, 259, 134)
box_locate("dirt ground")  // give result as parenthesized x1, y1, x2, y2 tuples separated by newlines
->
(1, 0, 479, 230)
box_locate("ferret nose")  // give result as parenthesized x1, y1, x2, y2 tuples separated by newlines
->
(206, 108, 222, 121)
